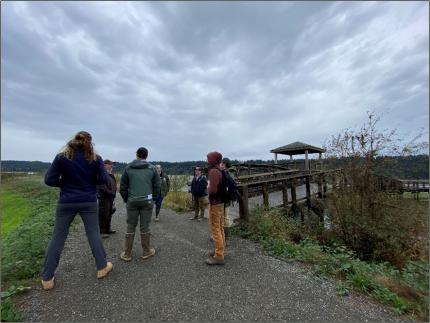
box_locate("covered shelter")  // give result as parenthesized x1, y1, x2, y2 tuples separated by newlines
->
(270, 141, 326, 171)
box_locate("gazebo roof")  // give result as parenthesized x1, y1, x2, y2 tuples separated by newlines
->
(270, 141, 325, 155)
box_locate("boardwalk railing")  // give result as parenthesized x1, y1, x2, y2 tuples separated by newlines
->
(233, 164, 429, 220)
(235, 168, 343, 220)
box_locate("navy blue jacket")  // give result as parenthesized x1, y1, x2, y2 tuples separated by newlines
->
(191, 175, 208, 197)
(45, 150, 108, 203)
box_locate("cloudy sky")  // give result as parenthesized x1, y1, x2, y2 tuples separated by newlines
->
(2, 1, 428, 162)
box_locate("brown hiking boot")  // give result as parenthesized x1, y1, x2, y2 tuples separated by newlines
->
(205, 256, 225, 266)
(141, 233, 156, 260)
(120, 233, 135, 262)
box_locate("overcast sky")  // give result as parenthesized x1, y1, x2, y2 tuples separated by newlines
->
(2, 1, 428, 162)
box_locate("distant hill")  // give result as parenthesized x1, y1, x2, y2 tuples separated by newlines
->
(1, 155, 428, 179)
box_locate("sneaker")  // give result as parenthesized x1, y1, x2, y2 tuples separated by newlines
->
(205, 256, 225, 266)
(41, 277, 55, 290)
(154, 216, 159, 222)
(97, 262, 113, 279)
(102, 234, 110, 239)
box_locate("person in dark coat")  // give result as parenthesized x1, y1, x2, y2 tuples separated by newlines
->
(189, 166, 208, 222)
(97, 159, 117, 238)
(41, 131, 113, 290)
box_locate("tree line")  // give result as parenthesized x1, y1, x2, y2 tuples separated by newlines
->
(1, 155, 428, 179)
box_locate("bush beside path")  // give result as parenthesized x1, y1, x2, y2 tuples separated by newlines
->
(16, 195, 401, 322)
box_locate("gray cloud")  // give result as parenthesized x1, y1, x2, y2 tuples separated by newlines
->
(1, 1, 428, 162)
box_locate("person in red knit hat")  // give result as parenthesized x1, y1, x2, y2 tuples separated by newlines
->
(205, 151, 225, 265)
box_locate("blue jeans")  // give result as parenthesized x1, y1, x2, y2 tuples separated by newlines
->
(155, 196, 164, 212)
(41, 202, 107, 280)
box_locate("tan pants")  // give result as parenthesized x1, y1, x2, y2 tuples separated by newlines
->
(209, 204, 225, 260)
(193, 196, 208, 219)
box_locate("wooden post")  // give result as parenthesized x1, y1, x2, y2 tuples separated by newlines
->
(305, 175, 311, 207)
(282, 180, 288, 208)
(291, 179, 297, 206)
(274, 153, 278, 164)
(262, 183, 269, 209)
(305, 150, 309, 171)
(317, 174, 323, 198)
(323, 174, 328, 196)
(238, 185, 249, 220)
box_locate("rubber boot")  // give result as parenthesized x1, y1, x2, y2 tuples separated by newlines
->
(120, 233, 135, 261)
(141, 232, 156, 260)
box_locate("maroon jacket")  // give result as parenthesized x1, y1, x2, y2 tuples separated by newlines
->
(207, 151, 223, 205)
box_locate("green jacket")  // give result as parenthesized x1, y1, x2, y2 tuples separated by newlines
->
(120, 160, 161, 203)
(160, 173, 170, 197)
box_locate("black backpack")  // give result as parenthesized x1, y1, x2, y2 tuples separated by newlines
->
(219, 169, 239, 205)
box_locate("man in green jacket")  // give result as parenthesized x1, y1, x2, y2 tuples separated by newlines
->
(119, 147, 161, 262)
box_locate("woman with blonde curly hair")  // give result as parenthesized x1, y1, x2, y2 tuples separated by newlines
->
(41, 131, 113, 290)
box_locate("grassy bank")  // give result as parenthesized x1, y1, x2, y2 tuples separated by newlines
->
(0, 174, 71, 321)
(162, 175, 193, 212)
(231, 206, 429, 321)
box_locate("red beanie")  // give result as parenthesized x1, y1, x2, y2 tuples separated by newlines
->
(207, 151, 222, 166)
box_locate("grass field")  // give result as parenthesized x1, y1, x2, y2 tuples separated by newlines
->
(0, 174, 67, 321)
(1, 190, 32, 236)
(403, 191, 429, 200)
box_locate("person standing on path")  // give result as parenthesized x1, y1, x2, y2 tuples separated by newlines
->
(97, 159, 117, 238)
(220, 157, 233, 242)
(119, 147, 161, 262)
(205, 151, 225, 265)
(189, 166, 208, 222)
(41, 131, 113, 290)
(153, 164, 170, 222)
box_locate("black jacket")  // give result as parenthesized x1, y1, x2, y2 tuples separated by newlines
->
(191, 175, 208, 197)
(97, 173, 117, 199)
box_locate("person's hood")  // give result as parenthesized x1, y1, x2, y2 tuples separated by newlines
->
(207, 151, 222, 166)
(129, 159, 151, 169)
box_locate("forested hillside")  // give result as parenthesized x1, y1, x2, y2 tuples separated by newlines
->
(1, 155, 428, 179)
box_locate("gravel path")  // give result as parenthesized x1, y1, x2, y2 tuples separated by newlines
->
(17, 195, 401, 322)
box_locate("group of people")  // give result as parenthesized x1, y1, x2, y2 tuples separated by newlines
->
(40, 130, 228, 290)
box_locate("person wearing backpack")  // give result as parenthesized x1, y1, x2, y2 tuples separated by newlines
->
(220, 157, 237, 239)
(41, 131, 113, 290)
(205, 151, 226, 265)
(119, 147, 161, 262)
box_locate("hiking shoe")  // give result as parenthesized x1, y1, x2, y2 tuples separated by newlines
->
(205, 256, 225, 266)
(97, 262, 113, 279)
(154, 216, 159, 222)
(41, 277, 55, 290)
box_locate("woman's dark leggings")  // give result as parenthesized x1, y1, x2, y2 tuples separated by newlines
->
(41, 202, 107, 280)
